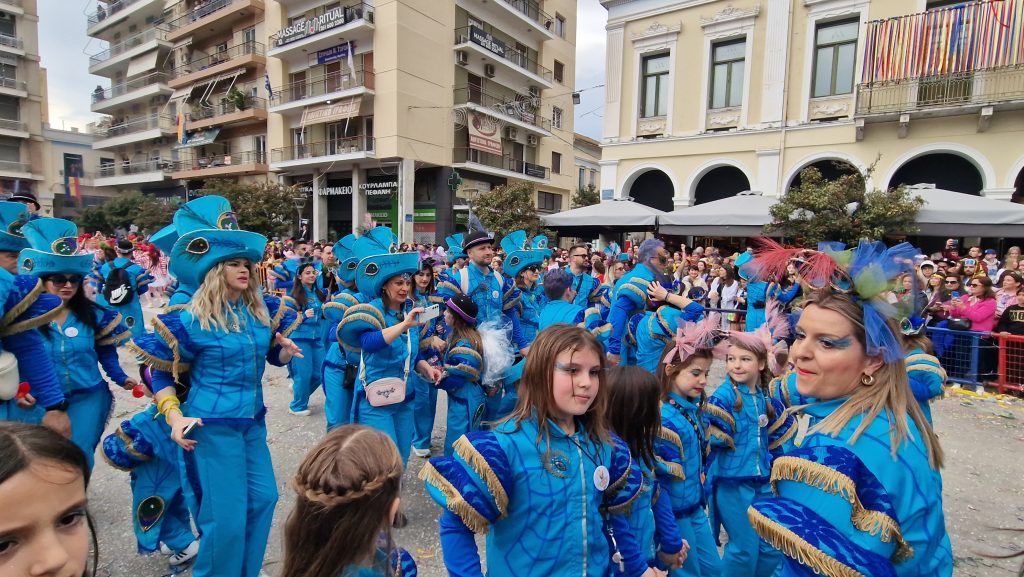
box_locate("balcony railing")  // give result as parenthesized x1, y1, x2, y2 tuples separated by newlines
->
(270, 70, 372, 106)
(0, 160, 30, 173)
(0, 77, 26, 91)
(0, 34, 22, 50)
(170, 150, 267, 172)
(494, 0, 553, 29)
(856, 66, 1024, 115)
(453, 147, 549, 180)
(172, 41, 265, 76)
(271, 136, 374, 162)
(454, 26, 552, 82)
(89, 29, 168, 66)
(87, 0, 149, 28)
(270, 1, 374, 48)
(0, 118, 26, 131)
(98, 158, 174, 178)
(92, 72, 170, 104)
(164, 0, 253, 31)
(453, 86, 550, 131)
(95, 113, 173, 138)
(189, 96, 267, 121)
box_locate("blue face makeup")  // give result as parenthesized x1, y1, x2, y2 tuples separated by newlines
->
(821, 336, 853, 349)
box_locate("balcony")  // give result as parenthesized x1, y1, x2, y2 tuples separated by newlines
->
(93, 113, 175, 148)
(269, 70, 373, 114)
(0, 76, 27, 97)
(187, 96, 267, 130)
(268, 1, 374, 59)
(169, 42, 265, 89)
(96, 158, 173, 186)
(0, 34, 23, 56)
(456, 0, 555, 41)
(856, 66, 1024, 118)
(454, 26, 553, 89)
(88, 28, 170, 75)
(452, 147, 549, 183)
(453, 85, 551, 136)
(271, 136, 375, 170)
(163, 0, 265, 43)
(87, 0, 166, 37)
(91, 72, 172, 113)
(170, 149, 269, 179)
(0, 160, 33, 178)
(0, 0, 21, 16)
(0, 118, 28, 138)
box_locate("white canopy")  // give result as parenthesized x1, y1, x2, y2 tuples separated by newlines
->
(541, 199, 665, 230)
(904, 184, 1024, 236)
(657, 192, 777, 236)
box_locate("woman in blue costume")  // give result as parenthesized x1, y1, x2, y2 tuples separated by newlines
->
(280, 425, 416, 577)
(285, 262, 327, 416)
(420, 324, 653, 577)
(322, 233, 365, 432)
(654, 313, 725, 577)
(501, 230, 550, 344)
(436, 294, 485, 456)
(131, 196, 301, 577)
(18, 218, 136, 470)
(411, 258, 442, 457)
(744, 239, 953, 577)
(337, 227, 442, 465)
(606, 365, 687, 574)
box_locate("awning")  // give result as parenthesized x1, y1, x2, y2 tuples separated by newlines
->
(168, 84, 195, 101)
(300, 97, 361, 126)
(126, 51, 160, 78)
(657, 193, 779, 236)
(540, 199, 665, 232)
(173, 127, 221, 149)
(171, 36, 193, 51)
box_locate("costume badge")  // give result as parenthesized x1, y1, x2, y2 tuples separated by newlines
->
(543, 450, 570, 479)
(758, 414, 769, 428)
(64, 327, 79, 338)
(593, 465, 610, 491)
(492, 290, 500, 299)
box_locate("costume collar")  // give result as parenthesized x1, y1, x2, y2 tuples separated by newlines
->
(668, 391, 699, 410)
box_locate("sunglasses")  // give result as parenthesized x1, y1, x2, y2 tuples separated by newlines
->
(524, 265, 539, 272)
(46, 274, 83, 286)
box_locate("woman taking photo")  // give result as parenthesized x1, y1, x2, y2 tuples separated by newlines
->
(286, 262, 327, 416)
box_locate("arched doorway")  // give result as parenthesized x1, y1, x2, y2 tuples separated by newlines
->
(1013, 166, 1024, 204)
(694, 166, 751, 205)
(788, 159, 862, 191)
(627, 169, 675, 212)
(889, 153, 983, 195)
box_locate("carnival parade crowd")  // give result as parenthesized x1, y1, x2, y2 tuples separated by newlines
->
(0, 189, 984, 577)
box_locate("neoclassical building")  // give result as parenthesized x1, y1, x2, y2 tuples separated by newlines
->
(598, 0, 1024, 211)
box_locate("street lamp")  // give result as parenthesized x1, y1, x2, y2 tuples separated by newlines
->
(292, 195, 307, 240)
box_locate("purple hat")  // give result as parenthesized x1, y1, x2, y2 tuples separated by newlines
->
(445, 294, 478, 325)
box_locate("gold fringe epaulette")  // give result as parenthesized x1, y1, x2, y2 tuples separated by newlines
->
(656, 456, 685, 481)
(591, 323, 612, 339)
(769, 420, 798, 451)
(708, 425, 735, 450)
(95, 312, 124, 341)
(436, 280, 462, 296)
(748, 506, 869, 577)
(445, 363, 481, 381)
(280, 310, 302, 338)
(704, 403, 736, 432)
(449, 346, 483, 365)
(270, 298, 288, 334)
(0, 299, 63, 337)
(0, 277, 44, 327)
(907, 364, 947, 381)
(419, 461, 491, 534)
(96, 330, 132, 347)
(619, 282, 648, 306)
(658, 426, 684, 457)
(453, 436, 509, 517)
(605, 468, 643, 515)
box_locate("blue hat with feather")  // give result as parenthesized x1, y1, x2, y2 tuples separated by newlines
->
(169, 195, 266, 288)
(500, 230, 551, 278)
(18, 218, 94, 277)
(335, 233, 359, 284)
(0, 201, 30, 253)
(353, 227, 420, 297)
(445, 233, 466, 264)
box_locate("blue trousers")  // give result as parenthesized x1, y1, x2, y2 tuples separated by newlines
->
(444, 385, 486, 456)
(289, 339, 325, 412)
(131, 480, 195, 554)
(411, 373, 438, 450)
(182, 420, 277, 577)
(715, 481, 781, 577)
(68, 386, 114, 471)
(355, 392, 414, 465)
(0, 399, 43, 424)
(671, 507, 722, 577)
(323, 359, 353, 432)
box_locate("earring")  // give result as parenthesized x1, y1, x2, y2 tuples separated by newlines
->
(861, 373, 875, 386)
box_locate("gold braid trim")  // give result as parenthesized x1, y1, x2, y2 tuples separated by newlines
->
(418, 461, 491, 534)
(279, 311, 302, 338)
(95, 313, 124, 340)
(620, 282, 648, 306)
(605, 472, 643, 515)
(704, 403, 736, 431)
(770, 456, 913, 562)
(708, 425, 735, 450)
(453, 436, 509, 518)
(280, 295, 299, 310)
(656, 456, 685, 481)
(591, 323, 612, 339)
(608, 451, 632, 495)
(428, 294, 444, 304)
(150, 317, 186, 383)
(768, 412, 787, 435)
(269, 299, 287, 333)
(658, 427, 684, 457)
(347, 303, 386, 325)
(165, 304, 188, 313)
(0, 277, 44, 327)
(0, 300, 63, 337)
(449, 346, 483, 365)
(908, 365, 947, 381)
(445, 363, 481, 381)
(125, 341, 192, 377)
(503, 293, 521, 312)
(100, 446, 133, 472)
(322, 301, 347, 315)
(116, 426, 153, 462)
(906, 353, 940, 365)
(97, 330, 132, 347)
(748, 506, 870, 577)
(769, 420, 798, 451)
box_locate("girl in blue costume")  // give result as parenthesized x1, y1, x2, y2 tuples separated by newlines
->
(606, 365, 688, 575)
(898, 317, 946, 425)
(286, 262, 327, 416)
(18, 218, 136, 470)
(634, 282, 704, 375)
(322, 233, 365, 432)
(132, 196, 302, 577)
(655, 313, 725, 577)
(436, 294, 485, 456)
(280, 424, 416, 577)
(705, 302, 794, 577)
(420, 324, 653, 577)
(744, 239, 953, 577)
(337, 227, 442, 465)
(411, 258, 442, 457)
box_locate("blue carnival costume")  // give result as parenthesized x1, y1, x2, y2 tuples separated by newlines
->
(323, 234, 366, 432)
(539, 299, 610, 347)
(132, 196, 299, 577)
(437, 332, 484, 456)
(607, 261, 658, 364)
(500, 231, 550, 344)
(569, 267, 601, 309)
(342, 548, 417, 577)
(337, 227, 422, 464)
(283, 282, 326, 413)
(905, 349, 945, 424)
(96, 244, 153, 338)
(634, 304, 704, 374)
(420, 419, 647, 577)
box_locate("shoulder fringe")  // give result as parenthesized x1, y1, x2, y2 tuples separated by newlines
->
(704, 403, 736, 431)
(658, 426, 684, 458)
(337, 304, 386, 352)
(708, 425, 735, 450)
(418, 461, 491, 534)
(279, 310, 302, 338)
(768, 419, 798, 451)
(656, 456, 685, 481)
(604, 469, 644, 515)
(619, 282, 648, 306)
(97, 330, 132, 347)
(151, 316, 185, 381)
(0, 277, 44, 327)
(770, 456, 914, 562)
(449, 346, 483, 366)
(0, 300, 63, 337)
(453, 436, 509, 518)
(125, 340, 192, 378)
(95, 312, 124, 340)
(748, 506, 870, 577)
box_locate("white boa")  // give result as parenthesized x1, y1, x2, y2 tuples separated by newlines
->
(479, 319, 515, 387)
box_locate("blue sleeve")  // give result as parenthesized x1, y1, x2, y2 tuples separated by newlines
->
(151, 368, 176, 396)
(507, 307, 527, 350)
(359, 330, 388, 353)
(608, 511, 649, 577)
(652, 482, 683, 554)
(3, 330, 64, 408)
(778, 284, 800, 304)
(97, 343, 130, 385)
(438, 511, 485, 577)
(573, 309, 586, 325)
(607, 296, 633, 355)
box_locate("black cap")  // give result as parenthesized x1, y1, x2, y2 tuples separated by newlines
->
(9, 191, 39, 210)
(446, 294, 478, 324)
(117, 239, 134, 253)
(463, 231, 494, 251)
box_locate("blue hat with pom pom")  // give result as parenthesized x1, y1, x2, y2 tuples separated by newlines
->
(168, 195, 266, 288)
(18, 218, 94, 277)
(352, 227, 420, 297)
(0, 201, 30, 253)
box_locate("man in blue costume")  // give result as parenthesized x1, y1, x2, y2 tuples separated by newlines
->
(97, 238, 153, 338)
(565, 243, 601, 308)
(606, 238, 671, 366)
(271, 238, 320, 293)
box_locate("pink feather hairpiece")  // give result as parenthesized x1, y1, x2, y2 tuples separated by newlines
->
(722, 299, 791, 376)
(664, 312, 724, 366)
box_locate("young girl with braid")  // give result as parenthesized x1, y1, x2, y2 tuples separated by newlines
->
(281, 424, 416, 577)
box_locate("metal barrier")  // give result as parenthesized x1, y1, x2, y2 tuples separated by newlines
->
(994, 332, 1024, 394)
(927, 326, 997, 389)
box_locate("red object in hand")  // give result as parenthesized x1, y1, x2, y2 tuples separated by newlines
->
(132, 384, 146, 398)
(15, 382, 30, 400)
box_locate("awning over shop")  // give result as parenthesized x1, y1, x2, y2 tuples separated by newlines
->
(173, 127, 221, 149)
(126, 51, 160, 78)
(658, 192, 777, 236)
(904, 184, 1024, 237)
(171, 36, 193, 51)
(541, 199, 665, 232)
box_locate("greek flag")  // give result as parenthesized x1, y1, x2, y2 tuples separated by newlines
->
(264, 72, 273, 100)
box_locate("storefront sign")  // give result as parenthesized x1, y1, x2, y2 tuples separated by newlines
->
(469, 25, 505, 58)
(317, 42, 354, 65)
(468, 111, 502, 155)
(523, 162, 546, 179)
(300, 98, 361, 125)
(275, 6, 350, 47)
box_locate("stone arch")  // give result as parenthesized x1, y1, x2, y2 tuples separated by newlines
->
(621, 164, 679, 212)
(883, 142, 996, 193)
(684, 159, 755, 206)
(784, 152, 868, 192)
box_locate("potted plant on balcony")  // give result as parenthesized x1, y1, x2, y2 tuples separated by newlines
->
(226, 86, 250, 111)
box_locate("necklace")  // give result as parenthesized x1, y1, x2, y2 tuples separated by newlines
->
(667, 398, 707, 470)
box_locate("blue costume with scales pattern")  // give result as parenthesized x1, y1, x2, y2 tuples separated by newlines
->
(607, 262, 658, 363)
(283, 284, 326, 413)
(437, 336, 484, 456)
(634, 304, 705, 374)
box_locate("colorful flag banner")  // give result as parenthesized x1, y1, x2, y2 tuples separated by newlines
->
(63, 153, 83, 204)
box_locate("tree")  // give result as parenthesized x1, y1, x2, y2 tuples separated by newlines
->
(192, 179, 300, 239)
(75, 192, 177, 235)
(572, 183, 600, 208)
(471, 181, 550, 240)
(766, 163, 924, 246)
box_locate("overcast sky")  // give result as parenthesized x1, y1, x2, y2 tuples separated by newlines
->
(38, 0, 607, 138)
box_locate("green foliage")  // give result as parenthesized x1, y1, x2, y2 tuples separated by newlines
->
(572, 183, 600, 208)
(192, 179, 298, 239)
(74, 192, 177, 235)
(766, 164, 924, 245)
(472, 181, 551, 240)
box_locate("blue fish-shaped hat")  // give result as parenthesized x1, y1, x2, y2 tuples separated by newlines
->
(445, 233, 466, 264)
(335, 233, 359, 285)
(18, 218, 94, 277)
(0, 201, 30, 253)
(149, 224, 179, 256)
(353, 227, 419, 297)
(500, 230, 551, 278)
(169, 195, 266, 288)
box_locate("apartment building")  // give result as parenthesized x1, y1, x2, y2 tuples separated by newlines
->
(41, 125, 120, 218)
(265, 0, 578, 242)
(574, 131, 601, 201)
(88, 0, 269, 198)
(0, 0, 46, 212)
(599, 0, 1024, 214)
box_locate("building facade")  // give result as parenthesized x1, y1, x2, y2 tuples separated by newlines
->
(574, 132, 601, 201)
(41, 125, 121, 219)
(599, 0, 1024, 213)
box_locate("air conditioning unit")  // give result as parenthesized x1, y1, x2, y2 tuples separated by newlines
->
(456, 50, 468, 65)
(505, 126, 517, 140)
(526, 134, 539, 146)
(484, 63, 496, 78)
(528, 85, 540, 97)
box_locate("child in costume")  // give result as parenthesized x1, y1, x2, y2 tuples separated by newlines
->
(436, 294, 485, 456)
(280, 424, 416, 577)
(898, 317, 946, 425)
(420, 324, 652, 577)
(655, 314, 725, 577)
(501, 231, 551, 344)
(96, 238, 153, 338)
(634, 282, 704, 374)
(538, 268, 610, 342)
(606, 365, 688, 574)
(285, 262, 327, 416)
(745, 239, 953, 577)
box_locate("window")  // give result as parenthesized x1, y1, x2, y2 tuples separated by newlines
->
(588, 169, 596, 187)
(551, 152, 562, 174)
(554, 60, 564, 83)
(554, 14, 566, 38)
(640, 53, 670, 117)
(812, 19, 858, 97)
(710, 39, 745, 109)
(0, 95, 17, 120)
(0, 13, 15, 37)
(538, 191, 562, 212)
(552, 106, 563, 129)
(578, 167, 586, 190)
(0, 137, 19, 162)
